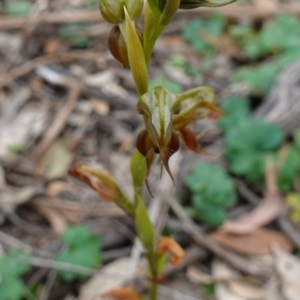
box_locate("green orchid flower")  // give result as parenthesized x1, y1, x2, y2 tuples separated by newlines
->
(136, 86, 219, 186)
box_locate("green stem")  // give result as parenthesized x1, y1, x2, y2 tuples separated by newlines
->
(144, 24, 165, 67)
(149, 281, 158, 300)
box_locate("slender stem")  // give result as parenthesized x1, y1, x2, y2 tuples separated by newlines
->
(149, 281, 158, 300)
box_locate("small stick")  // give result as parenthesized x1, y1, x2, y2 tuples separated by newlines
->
(30, 257, 97, 276)
(30, 80, 84, 160)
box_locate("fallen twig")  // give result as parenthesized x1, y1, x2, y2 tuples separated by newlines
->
(30, 80, 84, 160)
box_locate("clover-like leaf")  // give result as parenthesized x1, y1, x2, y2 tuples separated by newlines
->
(275, 146, 300, 193)
(0, 251, 31, 300)
(225, 119, 284, 181)
(55, 225, 101, 282)
(185, 162, 237, 228)
(218, 96, 250, 133)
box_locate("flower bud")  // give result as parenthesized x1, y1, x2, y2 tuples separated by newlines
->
(179, 0, 237, 9)
(108, 24, 143, 68)
(156, 237, 185, 266)
(99, 0, 143, 24)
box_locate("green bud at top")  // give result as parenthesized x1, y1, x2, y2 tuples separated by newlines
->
(99, 0, 144, 24)
(179, 0, 238, 9)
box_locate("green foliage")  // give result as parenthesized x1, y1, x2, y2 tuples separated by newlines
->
(224, 119, 284, 182)
(149, 76, 182, 93)
(55, 225, 102, 282)
(182, 14, 226, 54)
(59, 24, 92, 49)
(7, 143, 24, 155)
(233, 50, 300, 94)
(275, 146, 300, 193)
(294, 129, 300, 152)
(135, 195, 155, 251)
(185, 162, 237, 228)
(231, 15, 300, 94)
(170, 54, 199, 77)
(3, 1, 32, 16)
(204, 283, 215, 296)
(0, 251, 31, 300)
(217, 96, 250, 132)
(231, 15, 300, 60)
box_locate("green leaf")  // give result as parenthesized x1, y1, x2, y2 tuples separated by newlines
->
(124, 8, 148, 95)
(55, 225, 101, 282)
(276, 147, 300, 193)
(0, 251, 31, 300)
(233, 50, 300, 94)
(293, 129, 300, 152)
(0, 251, 31, 278)
(135, 195, 154, 251)
(259, 15, 300, 54)
(185, 162, 236, 228)
(3, 1, 32, 16)
(225, 119, 284, 181)
(218, 96, 250, 132)
(131, 149, 147, 196)
(0, 277, 26, 300)
(192, 194, 226, 228)
(182, 14, 226, 54)
(59, 24, 92, 49)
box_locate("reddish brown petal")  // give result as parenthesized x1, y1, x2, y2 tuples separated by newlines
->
(178, 127, 211, 155)
(136, 129, 156, 196)
(136, 129, 155, 176)
(161, 131, 180, 183)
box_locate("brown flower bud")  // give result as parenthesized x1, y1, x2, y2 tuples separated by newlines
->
(108, 25, 143, 68)
(156, 237, 185, 266)
(99, 0, 143, 24)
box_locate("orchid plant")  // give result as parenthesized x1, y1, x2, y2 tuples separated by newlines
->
(70, 0, 237, 299)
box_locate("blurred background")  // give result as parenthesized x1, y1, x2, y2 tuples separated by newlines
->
(0, 0, 300, 299)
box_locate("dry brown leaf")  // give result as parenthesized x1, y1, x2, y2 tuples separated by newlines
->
(187, 266, 214, 284)
(229, 281, 266, 300)
(273, 246, 300, 300)
(103, 288, 141, 300)
(32, 202, 68, 235)
(79, 258, 136, 300)
(210, 228, 294, 256)
(222, 159, 284, 234)
(0, 186, 38, 213)
(37, 139, 73, 181)
(91, 99, 110, 116)
(46, 181, 75, 197)
(212, 260, 245, 300)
